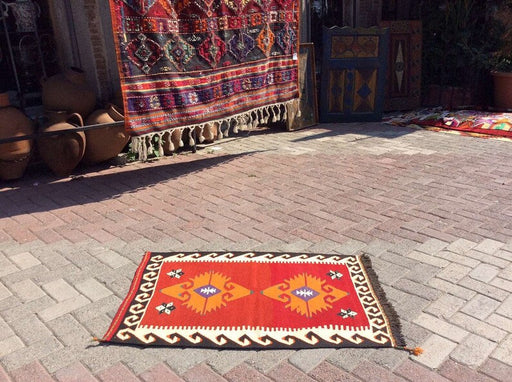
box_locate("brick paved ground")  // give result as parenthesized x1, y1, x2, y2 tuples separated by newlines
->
(1, 122, 511, 381)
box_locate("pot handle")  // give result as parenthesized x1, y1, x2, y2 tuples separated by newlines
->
(67, 112, 84, 127)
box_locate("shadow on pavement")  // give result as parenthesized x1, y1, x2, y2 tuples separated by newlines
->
(0, 151, 258, 218)
(290, 122, 414, 142)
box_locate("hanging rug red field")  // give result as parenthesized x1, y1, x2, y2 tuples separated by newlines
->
(101, 252, 406, 349)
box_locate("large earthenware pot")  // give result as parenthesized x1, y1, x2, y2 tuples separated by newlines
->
(41, 67, 96, 118)
(82, 104, 130, 165)
(38, 112, 86, 177)
(162, 129, 184, 155)
(492, 71, 512, 110)
(0, 93, 34, 180)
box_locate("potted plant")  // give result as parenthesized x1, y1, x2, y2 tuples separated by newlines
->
(490, 1, 512, 109)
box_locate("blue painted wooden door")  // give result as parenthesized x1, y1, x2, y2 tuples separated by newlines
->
(320, 26, 389, 122)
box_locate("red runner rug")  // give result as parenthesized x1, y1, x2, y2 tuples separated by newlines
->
(108, 1, 300, 159)
(385, 108, 512, 140)
(101, 252, 406, 349)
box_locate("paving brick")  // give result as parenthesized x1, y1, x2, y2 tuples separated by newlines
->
(246, 350, 295, 374)
(460, 294, 501, 320)
(0, 336, 24, 358)
(54, 362, 97, 382)
(165, 349, 214, 375)
(0, 282, 12, 301)
(9, 279, 45, 302)
(351, 360, 406, 382)
(0, 317, 14, 341)
(473, 239, 504, 255)
(97, 363, 139, 382)
(75, 278, 113, 301)
(469, 263, 500, 283)
(326, 348, 373, 372)
(450, 334, 498, 368)
(10, 315, 53, 345)
(267, 362, 315, 382)
(415, 239, 448, 255)
(0, 365, 11, 382)
(423, 295, 465, 321)
(427, 278, 476, 300)
(9, 252, 40, 270)
(479, 358, 512, 382)
(394, 359, 450, 382)
(205, 350, 255, 375)
(413, 313, 468, 342)
(450, 313, 507, 342)
(496, 294, 512, 319)
(94, 250, 132, 269)
(393, 279, 442, 301)
(182, 363, 228, 382)
(458, 277, 510, 301)
(445, 238, 477, 254)
(42, 279, 79, 302)
(492, 335, 512, 365)
(438, 359, 495, 382)
(436, 263, 472, 283)
(140, 363, 184, 382)
(433, 250, 480, 268)
(487, 313, 512, 333)
(415, 334, 458, 369)
(287, 349, 336, 374)
(490, 277, 512, 293)
(10, 361, 54, 382)
(308, 361, 359, 382)
(223, 363, 272, 382)
(406, 251, 450, 268)
(37, 295, 90, 322)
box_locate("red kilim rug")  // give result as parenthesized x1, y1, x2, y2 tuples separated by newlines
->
(101, 252, 407, 350)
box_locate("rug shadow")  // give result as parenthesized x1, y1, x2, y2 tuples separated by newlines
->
(290, 122, 414, 143)
(0, 151, 259, 218)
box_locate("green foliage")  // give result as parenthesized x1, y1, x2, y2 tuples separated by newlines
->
(421, 0, 502, 87)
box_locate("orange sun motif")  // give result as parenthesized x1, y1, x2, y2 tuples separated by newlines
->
(262, 273, 348, 318)
(160, 271, 252, 315)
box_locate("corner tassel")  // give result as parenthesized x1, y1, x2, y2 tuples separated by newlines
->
(400, 346, 424, 356)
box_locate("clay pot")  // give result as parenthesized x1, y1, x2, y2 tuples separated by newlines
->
(38, 112, 86, 177)
(492, 71, 512, 110)
(83, 104, 130, 165)
(41, 67, 96, 118)
(0, 93, 34, 180)
(163, 129, 184, 155)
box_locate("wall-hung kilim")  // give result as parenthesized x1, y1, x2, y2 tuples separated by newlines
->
(101, 252, 407, 350)
(108, 0, 300, 159)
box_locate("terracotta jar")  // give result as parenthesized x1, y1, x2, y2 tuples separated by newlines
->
(492, 71, 512, 110)
(41, 67, 97, 118)
(38, 112, 86, 177)
(83, 104, 130, 165)
(0, 93, 34, 180)
(163, 129, 184, 155)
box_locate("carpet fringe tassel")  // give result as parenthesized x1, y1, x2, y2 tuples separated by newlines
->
(399, 346, 424, 356)
(131, 99, 298, 161)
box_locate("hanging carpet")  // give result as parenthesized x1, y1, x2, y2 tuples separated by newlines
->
(101, 251, 407, 350)
(108, 0, 300, 159)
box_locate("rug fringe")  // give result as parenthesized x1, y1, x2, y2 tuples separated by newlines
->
(398, 346, 424, 356)
(131, 99, 297, 161)
(359, 253, 408, 349)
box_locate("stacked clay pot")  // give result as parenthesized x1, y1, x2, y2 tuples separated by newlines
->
(38, 112, 86, 177)
(41, 67, 96, 118)
(163, 129, 184, 155)
(0, 93, 34, 180)
(83, 104, 130, 165)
